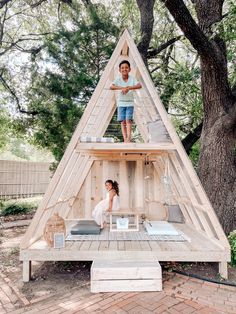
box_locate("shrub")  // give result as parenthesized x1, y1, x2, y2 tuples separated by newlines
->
(0, 202, 36, 216)
(228, 230, 236, 266)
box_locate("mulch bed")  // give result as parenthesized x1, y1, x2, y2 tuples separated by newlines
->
(0, 210, 36, 222)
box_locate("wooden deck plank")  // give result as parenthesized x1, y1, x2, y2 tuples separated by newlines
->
(177, 224, 220, 251)
(99, 241, 109, 250)
(125, 241, 132, 251)
(148, 241, 161, 251)
(109, 241, 118, 250)
(90, 241, 100, 251)
(118, 241, 125, 251)
(130, 241, 141, 251)
(139, 241, 151, 251)
(79, 241, 92, 250)
(158, 241, 190, 252)
(71, 242, 83, 250)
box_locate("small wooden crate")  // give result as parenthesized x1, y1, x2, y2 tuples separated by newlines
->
(91, 260, 162, 292)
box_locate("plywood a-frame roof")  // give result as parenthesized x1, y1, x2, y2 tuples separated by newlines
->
(20, 29, 229, 252)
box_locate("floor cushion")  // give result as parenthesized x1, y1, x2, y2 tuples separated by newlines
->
(70, 220, 101, 235)
(144, 221, 179, 236)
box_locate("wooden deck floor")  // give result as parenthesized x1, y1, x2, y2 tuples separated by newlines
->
(20, 224, 230, 263)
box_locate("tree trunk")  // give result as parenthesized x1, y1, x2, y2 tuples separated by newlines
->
(136, 0, 155, 65)
(160, 0, 236, 234)
(196, 1, 236, 234)
(198, 57, 236, 234)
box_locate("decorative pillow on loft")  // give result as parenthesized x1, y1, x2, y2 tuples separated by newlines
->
(166, 205, 185, 223)
(80, 136, 114, 143)
(147, 120, 171, 143)
(70, 220, 101, 235)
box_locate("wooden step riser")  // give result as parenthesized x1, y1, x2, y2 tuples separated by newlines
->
(91, 279, 162, 293)
(91, 260, 162, 293)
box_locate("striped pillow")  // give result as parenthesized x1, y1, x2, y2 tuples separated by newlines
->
(80, 136, 114, 143)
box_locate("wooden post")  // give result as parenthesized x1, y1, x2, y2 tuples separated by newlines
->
(134, 160, 144, 210)
(219, 262, 228, 279)
(119, 161, 129, 210)
(23, 260, 31, 282)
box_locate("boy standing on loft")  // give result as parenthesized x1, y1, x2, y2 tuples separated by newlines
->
(110, 60, 142, 143)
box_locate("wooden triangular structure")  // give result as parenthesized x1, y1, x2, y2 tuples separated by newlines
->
(20, 29, 229, 257)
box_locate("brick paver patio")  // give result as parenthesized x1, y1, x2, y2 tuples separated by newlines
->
(1, 271, 236, 314)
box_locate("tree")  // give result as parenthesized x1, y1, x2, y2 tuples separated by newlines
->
(137, 0, 236, 233)
(1, 0, 203, 160)
(0, 108, 11, 151)
(25, 2, 119, 161)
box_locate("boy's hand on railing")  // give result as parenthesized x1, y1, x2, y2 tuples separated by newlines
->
(121, 87, 130, 95)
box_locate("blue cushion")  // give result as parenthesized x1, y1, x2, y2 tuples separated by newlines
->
(70, 220, 101, 235)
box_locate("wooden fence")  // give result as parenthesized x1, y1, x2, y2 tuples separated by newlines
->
(0, 160, 52, 199)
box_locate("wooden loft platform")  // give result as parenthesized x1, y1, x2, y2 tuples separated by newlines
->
(76, 142, 175, 154)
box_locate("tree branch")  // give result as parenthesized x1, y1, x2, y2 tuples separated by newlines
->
(182, 122, 203, 154)
(5, 8, 30, 21)
(29, 0, 47, 8)
(0, 2, 8, 46)
(14, 44, 43, 55)
(21, 32, 55, 37)
(160, 0, 219, 63)
(0, 0, 11, 9)
(147, 35, 182, 58)
(81, 0, 93, 6)
(0, 73, 39, 116)
(136, 0, 155, 65)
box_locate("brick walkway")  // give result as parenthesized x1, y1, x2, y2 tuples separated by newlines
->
(1, 272, 236, 314)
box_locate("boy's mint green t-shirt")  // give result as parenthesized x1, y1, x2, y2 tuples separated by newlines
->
(113, 75, 138, 107)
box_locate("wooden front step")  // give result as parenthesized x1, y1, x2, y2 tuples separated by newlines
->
(91, 260, 162, 293)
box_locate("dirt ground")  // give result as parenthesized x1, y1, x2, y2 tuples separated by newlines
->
(0, 224, 235, 302)
(0, 226, 91, 302)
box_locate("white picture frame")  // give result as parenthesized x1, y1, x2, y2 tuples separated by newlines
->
(54, 233, 65, 249)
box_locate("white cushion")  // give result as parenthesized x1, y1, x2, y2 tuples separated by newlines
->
(144, 221, 179, 236)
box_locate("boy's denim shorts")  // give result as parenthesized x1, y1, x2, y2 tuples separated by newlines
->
(117, 106, 134, 122)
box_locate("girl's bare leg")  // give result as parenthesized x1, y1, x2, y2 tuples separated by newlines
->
(121, 121, 127, 142)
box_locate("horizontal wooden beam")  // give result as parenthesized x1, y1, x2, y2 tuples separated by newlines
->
(76, 142, 175, 153)
(83, 154, 165, 161)
(20, 248, 230, 262)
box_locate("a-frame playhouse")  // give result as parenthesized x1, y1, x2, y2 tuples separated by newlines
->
(20, 30, 230, 283)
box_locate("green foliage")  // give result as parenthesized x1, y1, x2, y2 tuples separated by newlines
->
(24, 3, 119, 162)
(188, 142, 200, 169)
(152, 59, 203, 140)
(0, 109, 12, 152)
(10, 138, 30, 160)
(0, 201, 36, 216)
(1, 0, 235, 166)
(228, 230, 236, 266)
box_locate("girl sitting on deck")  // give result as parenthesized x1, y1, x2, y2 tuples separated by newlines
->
(92, 180, 120, 228)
